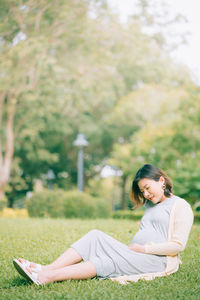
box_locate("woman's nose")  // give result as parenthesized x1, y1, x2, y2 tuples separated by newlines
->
(144, 190, 150, 197)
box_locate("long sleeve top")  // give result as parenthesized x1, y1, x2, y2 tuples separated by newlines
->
(111, 196, 194, 284)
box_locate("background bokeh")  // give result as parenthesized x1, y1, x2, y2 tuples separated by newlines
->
(0, 0, 200, 213)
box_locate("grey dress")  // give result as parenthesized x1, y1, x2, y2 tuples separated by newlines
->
(71, 196, 176, 278)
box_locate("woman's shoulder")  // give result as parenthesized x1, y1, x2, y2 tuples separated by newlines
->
(172, 195, 193, 214)
(171, 195, 194, 223)
(172, 195, 191, 206)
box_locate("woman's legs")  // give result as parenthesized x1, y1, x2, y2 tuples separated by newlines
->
(42, 247, 82, 271)
(37, 261, 97, 284)
(23, 247, 97, 284)
(20, 247, 82, 271)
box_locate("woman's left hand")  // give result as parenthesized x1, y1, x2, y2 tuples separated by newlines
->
(128, 243, 145, 253)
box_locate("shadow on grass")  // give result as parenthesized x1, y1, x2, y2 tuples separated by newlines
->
(4, 277, 32, 288)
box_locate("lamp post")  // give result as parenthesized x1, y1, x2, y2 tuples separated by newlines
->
(46, 169, 55, 190)
(73, 133, 88, 191)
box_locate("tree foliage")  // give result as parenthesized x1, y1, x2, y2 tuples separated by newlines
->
(0, 0, 198, 208)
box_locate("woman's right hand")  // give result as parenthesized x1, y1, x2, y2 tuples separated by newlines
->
(128, 243, 145, 253)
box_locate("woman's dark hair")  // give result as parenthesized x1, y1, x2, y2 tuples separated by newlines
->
(130, 164, 173, 207)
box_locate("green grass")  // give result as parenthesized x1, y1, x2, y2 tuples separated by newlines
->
(0, 218, 199, 300)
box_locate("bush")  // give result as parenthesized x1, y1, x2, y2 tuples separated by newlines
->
(0, 208, 28, 218)
(0, 198, 7, 211)
(194, 211, 200, 223)
(26, 190, 66, 218)
(26, 189, 111, 219)
(194, 201, 200, 211)
(63, 190, 110, 219)
(112, 209, 144, 221)
(112, 209, 200, 223)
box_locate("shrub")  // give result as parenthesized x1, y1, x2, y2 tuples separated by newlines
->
(0, 208, 28, 218)
(63, 191, 110, 219)
(0, 198, 7, 211)
(194, 201, 200, 211)
(112, 209, 144, 221)
(194, 211, 200, 223)
(112, 209, 200, 223)
(26, 190, 65, 218)
(26, 189, 111, 219)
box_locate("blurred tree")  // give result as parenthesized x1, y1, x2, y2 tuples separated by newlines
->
(108, 84, 192, 207)
(133, 0, 189, 51)
(122, 85, 200, 206)
(168, 87, 200, 203)
(109, 143, 132, 209)
(0, 0, 92, 201)
(0, 0, 195, 207)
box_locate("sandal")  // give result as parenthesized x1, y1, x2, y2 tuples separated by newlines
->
(18, 258, 42, 272)
(13, 259, 42, 285)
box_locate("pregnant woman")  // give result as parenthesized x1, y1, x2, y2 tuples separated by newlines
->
(13, 164, 194, 285)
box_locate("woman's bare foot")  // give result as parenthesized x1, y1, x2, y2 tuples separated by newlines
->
(37, 271, 50, 284)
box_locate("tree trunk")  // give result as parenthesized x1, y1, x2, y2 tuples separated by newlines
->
(0, 190, 5, 200)
(121, 175, 127, 210)
(0, 93, 16, 200)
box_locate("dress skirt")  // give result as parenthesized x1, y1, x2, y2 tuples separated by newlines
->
(71, 229, 166, 278)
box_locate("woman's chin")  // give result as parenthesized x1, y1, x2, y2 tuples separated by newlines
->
(149, 197, 160, 204)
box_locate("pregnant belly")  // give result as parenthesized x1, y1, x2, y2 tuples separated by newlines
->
(132, 229, 166, 245)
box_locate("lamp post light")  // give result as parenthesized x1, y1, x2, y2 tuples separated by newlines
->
(73, 133, 88, 191)
(46, 169, 55, 190)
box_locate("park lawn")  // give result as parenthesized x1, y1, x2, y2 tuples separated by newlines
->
(0, 218, 199, 300)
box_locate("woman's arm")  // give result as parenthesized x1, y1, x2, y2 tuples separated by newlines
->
(128, 243, 145, 253)
(144, 201, 194, 256)
(129, 200, 194, 256)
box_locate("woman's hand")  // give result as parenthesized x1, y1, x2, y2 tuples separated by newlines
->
(128, 243, 145, 253)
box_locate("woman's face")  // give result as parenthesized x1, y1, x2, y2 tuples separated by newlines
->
(138, 177, 166, 204)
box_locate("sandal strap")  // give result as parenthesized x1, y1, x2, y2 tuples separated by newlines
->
(18, 259, 42, 272)
(13, 258, 42, 286)
(30, 270, 42, 285)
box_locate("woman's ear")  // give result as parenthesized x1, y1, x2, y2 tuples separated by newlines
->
(159, 176, 165, 184)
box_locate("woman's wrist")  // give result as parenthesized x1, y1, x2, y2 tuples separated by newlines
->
(128, 243, 145, 253)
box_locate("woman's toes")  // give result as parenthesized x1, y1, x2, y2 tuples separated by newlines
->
(30, 262, 36, 268)
(26, 266, 32, 274)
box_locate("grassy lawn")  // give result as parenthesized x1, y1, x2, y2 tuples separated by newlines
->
(0, 217, 199, 300)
